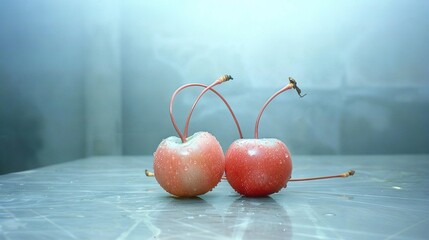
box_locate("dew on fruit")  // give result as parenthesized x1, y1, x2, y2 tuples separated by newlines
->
(247, 149, 257, 156)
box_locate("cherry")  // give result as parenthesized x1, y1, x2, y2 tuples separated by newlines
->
(225, 77, 354, 197)
(147, 75, 242, 197)
(225, 138, 292, 197)
(152, 131, 224, 197)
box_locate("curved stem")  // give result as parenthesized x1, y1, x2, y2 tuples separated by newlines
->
(254, 77, 306, 139)
(170, 78, 241, 143)
(170, 86, 188, 142)
(254, 84, 294, 139)
(183, 75, 235, 140)
(289, 170, 355, 182)
(183, 81, 218, 139)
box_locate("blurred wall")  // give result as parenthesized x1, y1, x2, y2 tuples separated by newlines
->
(1, 0, 428, 174)
(0, 1, 86, 174)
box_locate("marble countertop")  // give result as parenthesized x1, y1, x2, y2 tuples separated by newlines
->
(1, 155, 428, 240)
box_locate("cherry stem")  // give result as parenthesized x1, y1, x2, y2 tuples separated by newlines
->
(150, 170, 355, 181)
(220, 170, 355, 181)
(145, 169, 154, 177)
(170, 77, 241, 142)
(254, 77, 305, 139)
(288, 170, 355, 182)
(183, 75, 237, 141)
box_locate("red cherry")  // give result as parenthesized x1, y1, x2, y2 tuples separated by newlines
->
(225, 77, 301, 197)
(225, 139, 292, 197)
(147, 75, 242, 197)
(154, 131, 224, 197)
(224, 77, 354, 197)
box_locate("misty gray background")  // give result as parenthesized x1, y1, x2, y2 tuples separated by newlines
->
(1, 0, 428, 174)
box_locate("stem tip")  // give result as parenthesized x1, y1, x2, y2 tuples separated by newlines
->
(145, 169, 155, 177)
(288, 77, 307, 98)
(345, 170, 355, 177)
(218, 74, 233, 83)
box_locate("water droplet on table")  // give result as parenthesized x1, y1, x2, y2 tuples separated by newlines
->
(324, 213, 336, 217)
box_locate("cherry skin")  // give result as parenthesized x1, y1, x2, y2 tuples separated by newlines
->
(153, 131, 224, 197)
(225, 139, 292, 197)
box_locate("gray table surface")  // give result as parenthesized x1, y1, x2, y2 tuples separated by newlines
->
(1, 155, 428, 240)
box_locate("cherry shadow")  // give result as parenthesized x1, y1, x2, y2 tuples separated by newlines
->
(223, 196, 293, 239)
(149, 196, 225, 239)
